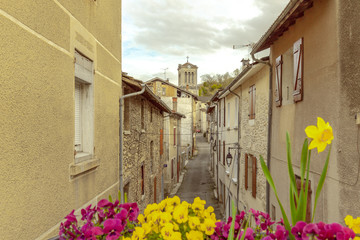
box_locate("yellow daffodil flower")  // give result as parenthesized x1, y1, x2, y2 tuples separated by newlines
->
(305, 117, 334, 153)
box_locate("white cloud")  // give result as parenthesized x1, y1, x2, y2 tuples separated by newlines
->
(122, 0, 289, 83)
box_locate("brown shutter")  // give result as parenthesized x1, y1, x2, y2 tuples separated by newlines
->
(275, 55, 283, 107)
(245, 154, 248, 190)
(223, 141, 225, 165)
(141, 165, 144, 195)
(293, 38, 304, 102)
(173, 128, 176, 145)
(154, 177, 157, 203)
(252, 156, 257, 198)
(223, 98, 226, 127)
(160, 129, 163, 155)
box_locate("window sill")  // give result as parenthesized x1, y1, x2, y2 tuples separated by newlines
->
(141, 129, 146, 133)
(70, 157, 100, 177)
(124, 130, 131, 135)
(233, 126, 238, 130)
(225, 170, 230, 176)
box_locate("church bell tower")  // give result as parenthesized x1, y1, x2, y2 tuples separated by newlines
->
(178, 56, 198, 95)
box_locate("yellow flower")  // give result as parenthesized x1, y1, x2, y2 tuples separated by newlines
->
(201, 218, 216, 235)
(305, 117, 334, 153)
(137, 214, 145, 224)
(160, 223, 174, 239)
(186, 230, 204, 240)
(142, 222, 152, 235)
(189, 216, 201, 229)
(131, 227, 145, 240)
(173, 204, 188, 223)
(160, 212, 172, 226)
(169, 232, 182, 240)
(192, 197, 206, 212)
(345, 215, 360, 240)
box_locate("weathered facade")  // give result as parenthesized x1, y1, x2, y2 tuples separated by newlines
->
(122, 74, 172, 210)
(213, 61, 270, 218)
(146, 77, 198, 157)
(0, 1, 122, 239)
(251, 0, 360, 223)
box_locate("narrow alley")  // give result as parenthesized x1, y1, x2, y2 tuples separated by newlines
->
(171, 133, 223, 220)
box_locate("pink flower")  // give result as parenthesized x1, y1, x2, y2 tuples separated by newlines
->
(103, 218, 124, 240)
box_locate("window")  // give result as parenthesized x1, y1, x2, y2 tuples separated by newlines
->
(245, 154, 257, 198)
(185, 72, 187, 83)
(141, 164, 145, 195)
(218, 140, 221, 163)
(249, 85, 256, 119)
(275, 37, 304, 106)
(232, 151, 238, 183)
(162, 88, 166, 96)
(141, 99, 145, 129)
(171, 158, 174, 179)
(74, 50, 94, 163)
(192, 72, 194, 84)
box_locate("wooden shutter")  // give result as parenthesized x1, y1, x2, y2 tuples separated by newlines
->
(252, 156, 257, 198)
(275, 55, 283, 107)
(171, 159, 174, 179)
(160, 129, 163, 155)
(223, 141, 225, 165)
(75, 82, 82, 152)
(293, 38, 304, 102)
(245, 154, 248, 190)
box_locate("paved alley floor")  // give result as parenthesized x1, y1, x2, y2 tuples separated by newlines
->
(171, 133, 223, 220)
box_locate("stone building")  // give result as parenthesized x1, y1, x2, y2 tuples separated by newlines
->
(0, 1, 121, 239)
(178, 58, 199, 95)
(146, 77, 198, 157)
(251, 0, 360, 223)
(208, 59, 270, 218)
(122, 74, 172, 210)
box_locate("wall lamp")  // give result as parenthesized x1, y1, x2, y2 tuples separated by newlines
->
(226, 146, 241, 167)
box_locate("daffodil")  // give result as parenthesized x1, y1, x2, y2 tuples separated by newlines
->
(305, 117, 334, 153)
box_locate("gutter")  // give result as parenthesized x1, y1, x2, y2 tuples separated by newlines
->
(250, 53, 273, 214)
(119, 84, 146, 203)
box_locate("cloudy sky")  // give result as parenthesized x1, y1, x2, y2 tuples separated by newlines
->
(122, 0, 289, 85)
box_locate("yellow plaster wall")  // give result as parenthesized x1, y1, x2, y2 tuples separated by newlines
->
(268, 0, 342, 223)
(0, 1, 121, 239)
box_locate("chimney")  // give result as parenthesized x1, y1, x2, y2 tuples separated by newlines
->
(241, 58, 250, 71)
(186, 85, 189, 91)
(166, 78, 169, 82)
(172, 97, 177, 112)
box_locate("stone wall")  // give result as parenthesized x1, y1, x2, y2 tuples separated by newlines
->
(123, 84, 164, 210)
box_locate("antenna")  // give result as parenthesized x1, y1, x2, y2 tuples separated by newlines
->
(162, 68, 168, 80)
(232, 43, 254, 63)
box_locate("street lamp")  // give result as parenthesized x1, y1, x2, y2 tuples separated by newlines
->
(226, 149, 233, 167)
(226, 146, 241, 167)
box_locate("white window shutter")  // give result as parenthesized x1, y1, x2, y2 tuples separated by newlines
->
(75, 82, 82, 151)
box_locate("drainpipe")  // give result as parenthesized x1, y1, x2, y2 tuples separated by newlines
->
(251, 53, 273, 214)
(228, 88, 241, 212)
(119, 84, 146, 203)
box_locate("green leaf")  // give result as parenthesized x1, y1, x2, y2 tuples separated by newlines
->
(125, 192, 128, 203)
(108, 194, 113, 203)
(228, 200, 237, 240)
(297, 139, 309, 222)
(239, 213, 250, 240)
(304, 150, 311, 221)
(312, 145, 332, 222)
(260, 155, 293, 239)
(289, 185, 296, 225)
(286, 132, 299, 204)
